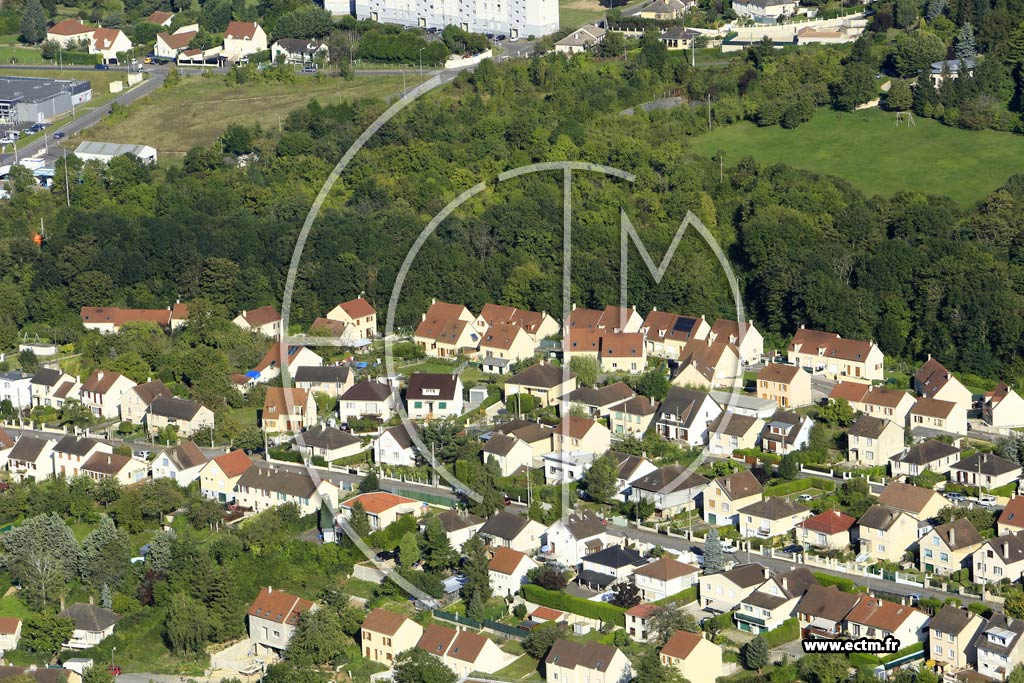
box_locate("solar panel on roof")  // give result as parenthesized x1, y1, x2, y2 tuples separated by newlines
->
(672, 317, 695, 333)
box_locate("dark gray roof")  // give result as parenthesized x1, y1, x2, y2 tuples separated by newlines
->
(984, 533, 1024, 564)
(796, 584, 860, 622)
(30, 368, 62, 387)
(479, 511, 530, 541)
(237, 467, 318, 498)
(563, 510, 607, 539)
(296, 425, 360, 450)
(167, 441, 208, 470)
(564, 382, 635, 407)
(975, 613, 1024, 656)
(407, 373, 459, 401)
(545, 638, 621, 672)
(483, 433, 520, 456)
(132, 379, 172, 406)
(739, 497, 809, 520)
(952, 453, 1022, 477)
(275, 37, 325, 53)
(932, 518, 983, 551)
(929, 604, 979, 635)
(660, 26, 700, 40)
(507, 363, 575, 389)
(892, 439, 960, 465)
(432, 509, 485, 533)
(8, 435, 50, 463)
(584, 546, 643, 571)
(708, 412, 759, 438)
(341, 381, 392, 401)
(54, 434, 100, 456)
(294, 365, 351, 384)
(779, 567, 817, 598)
(575, 569, 616, 588)
(857, 505, 905, 531)
(379, 425, 414, 449)
(614, 452, 651, 481)
(59, 603, 121, 632)
(150, 396, 205, 421)
(743, 591, 789, 610)
(659, 387, 717, 427)
(723, 563, 770, 588)
(762, 411, 807, 445)
(631, 464, 709, 495)
(848, 415, 889, 439)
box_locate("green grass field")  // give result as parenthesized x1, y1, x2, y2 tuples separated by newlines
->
(86, 73, 418, 158)
(560, 0, 642, 28)
(0, 46, 46, 65)
(688, 107, 1024, 207)
(494, 654, 543, 681)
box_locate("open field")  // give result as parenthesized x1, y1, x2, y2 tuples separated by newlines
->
(560, 0, 641, 28)
(84, 73, 418, 158)
(688, 107, 1024, 207)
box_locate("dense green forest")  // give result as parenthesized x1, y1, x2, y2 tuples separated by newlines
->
(2, 30, 1024, 393)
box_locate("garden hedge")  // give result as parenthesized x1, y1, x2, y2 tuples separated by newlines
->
(521, 584, 625, 626)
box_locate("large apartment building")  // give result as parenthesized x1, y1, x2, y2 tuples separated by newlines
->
(348, 0, 558, 41)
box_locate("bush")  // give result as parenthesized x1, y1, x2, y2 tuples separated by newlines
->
(880, 641, 923, 664)
(521, 584, 626, 626)
(763, 477, 835, 497)
(814, 573, 858, 592)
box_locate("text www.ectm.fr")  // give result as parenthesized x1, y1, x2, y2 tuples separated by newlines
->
(801, 637, 902, 654)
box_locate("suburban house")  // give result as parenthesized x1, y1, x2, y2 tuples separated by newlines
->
(565, 330, 648, 374)
(338, 382, 396, 423)
(608, 396, 659, 437)
(910, 397, 968, 436)
(155, 27, 198, 59)
(973, 533, 1024, 584)
(0, 428, 12, 470)
(232, 305, 282, 337)
(483, 436, 536, 479)
(544, 639, 632, 683)
(294, 365, 354, 398)
(262, 387, 317, 433)
(338, 492, 425, 531)
(7, 436, 56, 482)
(796, 584, 861, 640)
(477, 511, 546, 553)
(928, 604, 987, 673)
(504, 362, 577, 408)
(247, 343, 323, 385)
(671, 340, 741, 390)
(425, 509, 484, 552)
(417, 624, 510, 677)
(199, 449, 252, 503)
(58, 604, 120, 649)
(983, 382, 1024, 428)
(919, 518, 984, 575)
(499, 421, 556, 459)
(756, 364, 811, 408)
(709, 319, 763, 363)
(630, 464, 710, 516)
(796, 509, 856, 550)
(0, 618, 21, 654)
(147, 397, 214, 438)
(890, 439, 962, 479)
(413, 300, 481, 358)
(543, 450, 597, 485)
(829, 382, 918, 425)
(844, 596, 929, 650)
(488, 547, 538, 598)
(270, 38, 328, 64)
(474, 304, 558, 344)
(914, 356, 974, 412)
(633, 555, 699, 601)
(119, 379, 173, 424)
(707, 412, 764, 456)
(614, 452, 658, 495)
(655, 387, 722, 446)
(52, 435, 111, 479)
(567, 304, 643, 334)
(325, 297, 377, 339)
(847, 415, 905, 467)
(146, 10, 175, 26)
(951, 453, 1023, 492)
(553, 415, 611, 454)
(999, 497, 1024, 535)
(151, 441, 208, 484)
(80, 453, 147, 484)
(554, 24, 607, 53)
(660, 630, 724, 683)
(564, 382, 635, 418)
(975, 613, 1024, 681)
(636, 0, 694, 19)
(478, 322, 535, 372)
(235, 468, 338, 516)
(642, 309, 710, 359)
(540, 510, 612, 567)
(856, 505, 919, 562)
(89, 28, 132, 63)
(735, 567, 816, 634)
(247, 586, 314, 657)
(80, 304, 189, 333)
(787, 327, 884, 382)
(373, 426, 417, 467)
(703, 468, 763, 526)
(294, 425, 362, 462)
(738, 497, 812, 539)
(877, 482, 946, 521)
(80, 370, 137, 419)
(0, 371, 31, 410)
(759, 411, 813, 455)
(406, 373, 463, 421)
(46, 19, 95, 47)
(360, 609, 423, 666)
(624, 603, 657, 642)
(222, 21, 268, 60)
(700, 563, 770, 613)
(30, 368, 78, 408)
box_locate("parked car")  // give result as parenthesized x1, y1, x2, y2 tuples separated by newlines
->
(783, 544, 805, 554)
(979, 494, 998, 506)
(944, 491, 966, 502)
(719, 538, 737, 553)
(53, 131, 66, 140)
(301, 65, 317, 73)
(94, 63, 110, 70)
(0, 137, 14, 145)
(797, 493, 814, 502)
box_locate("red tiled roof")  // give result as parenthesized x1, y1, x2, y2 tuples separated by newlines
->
(225, 20, 259, 39)
(999, 496, 1024, 530)
(146, 10, 173, 24)
(797, 509, 856, 534)
(488, 547, 529, 575)
(530, 606, 564, 621)
(212, 449, 251, 478)
(759, 363, 800, 383)
(661, 630, 702, 659)
(247, 587, 313, 625)
(846, 597, 922, 631)
(625, 603, 658, 619)
(361, 608, 410, 636)
(340, 492, 418, 515)
(80, 306, 171, 328)
(48, 19, 92, 35)
(335, 297, 375, 318)
(237, 305, 280, 327)
(92, 27, 123, 50)
(0, 618, 19, 634)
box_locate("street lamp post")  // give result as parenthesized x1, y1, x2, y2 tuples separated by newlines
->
(111, 646, 117, 676)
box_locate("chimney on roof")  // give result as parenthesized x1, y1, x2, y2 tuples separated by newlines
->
(782, 577, 788, 593)
(431, 298, 436, 304)
(949, 527, 955, 546)
(268, 586, 272, 593)
(422, 313, 426, 321)
(1004, 542, 1010, 560)
(106, 455, 111, 465)
(762, 566, 770, 580)
(89, 595, 94, 605)
(572, 303, 577, 311)
(97, 371, 104, 380)
(927, 354, 932, 361)
(877, 599, 883, 607)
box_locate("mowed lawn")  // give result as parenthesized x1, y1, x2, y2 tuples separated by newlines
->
(85, 73, 417, 158)
(560, 0, 642, 28)
(689, 107, 1024, 207)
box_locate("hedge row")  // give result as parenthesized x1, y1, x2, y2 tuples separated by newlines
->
(813, 573, 858, 592)
(880, 641, 924, 664)
(764, 477, 836, 497)
(654, 586, 697, 606)
(521, 584, 625, 626)
(763, 618, 800, 647)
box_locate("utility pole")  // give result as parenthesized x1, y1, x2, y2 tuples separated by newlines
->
(63, 147, 70, 207)
(707, 93, 712, 131)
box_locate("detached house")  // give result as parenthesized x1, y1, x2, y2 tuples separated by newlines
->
(417, 624, 510, 677)
(614, 452, 658, 496)
(262, 387, 317, 433)
(406, 373, 463, 421)
(910, 397, 968, 436)
(541, 510, 612, 566)
(7, 436, 56, 482)
(655, 387, 722, 446)
(504, 362, 577, 408)
(413, 300, 481, 358)
(544, 639, 631, 683)
(151, 441, 208, 484)
(474, 304, 558, 344)
(857, 505, 918, 562)
(553, 415, 611, 454)
(564, 382, 635, 418)
(660, 630, 724, 683)
(951, 452, 1023, 492)
(984, 382, 1024, 428)
(878, 482, 946, 521)
(671, 340, 741, 390)
(796, 509, 856, 550)
(703, 468, 763, 526)
(998, 496, 1024, 536)
(608, 396, 658, 437)
(338, 382, 396, 423)
(361, 609, 423, 666)
(155, 27, 198, 59)
(488, 547, 538, 597)
(847, 415, 905, 467)
(148, 397, 214, 438)
(52, 435, 111, 479)
(624, 603, 657, 642)
(973, 533, 1024, 584)
(58, 604, 120, 649)
(701, 563, 770, 613)
(738, 497, 811, 539)
(829, 382, 917, 426)
(760, 411, 813, 455)
(325, 297, 377, 339)
(119, 379, 173, 424)
(710, 319, 763, 364)
(630, 464, 710, 516)
(915, 356, 974, 412)
(30, 368, 78, 408)
(554, 24, 607, 53)
(235, 468, 338, 516)
(80, 370, 136, 419)
(796, 584, 860, 639)
(707, 412, 764, 456)
(199, 449, 252, 503)
(919, 518, 984, 575)
(478, 322, 535, 373)
(338, 492, 424, 531)
(890, 439, 961, 479)
(222, 21, 268, 60)
(248, 343, 323, 386)
(756, 364, 811, 408)
(425, 509, 484, 552)
(294, 365, 354, 399)
(247, 587, 314, 657)
(294, 425, 362, 462)
(642, 309, 710, 359)
(787, 327, 884, 382)
(232, 306, 282, 337)
(270, 38, 328, 64)
(80, 453, 147, 484)
(90, 28, 132, 64)
(845, 596, 928, 650)
(976, 613, 1024, 680)
(633, 555, 699, 601)
(478, 511, 546, 553)
(46, 19, 95, 47)
(373, 426, 417, 467)
(928, 604, 987, 672)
